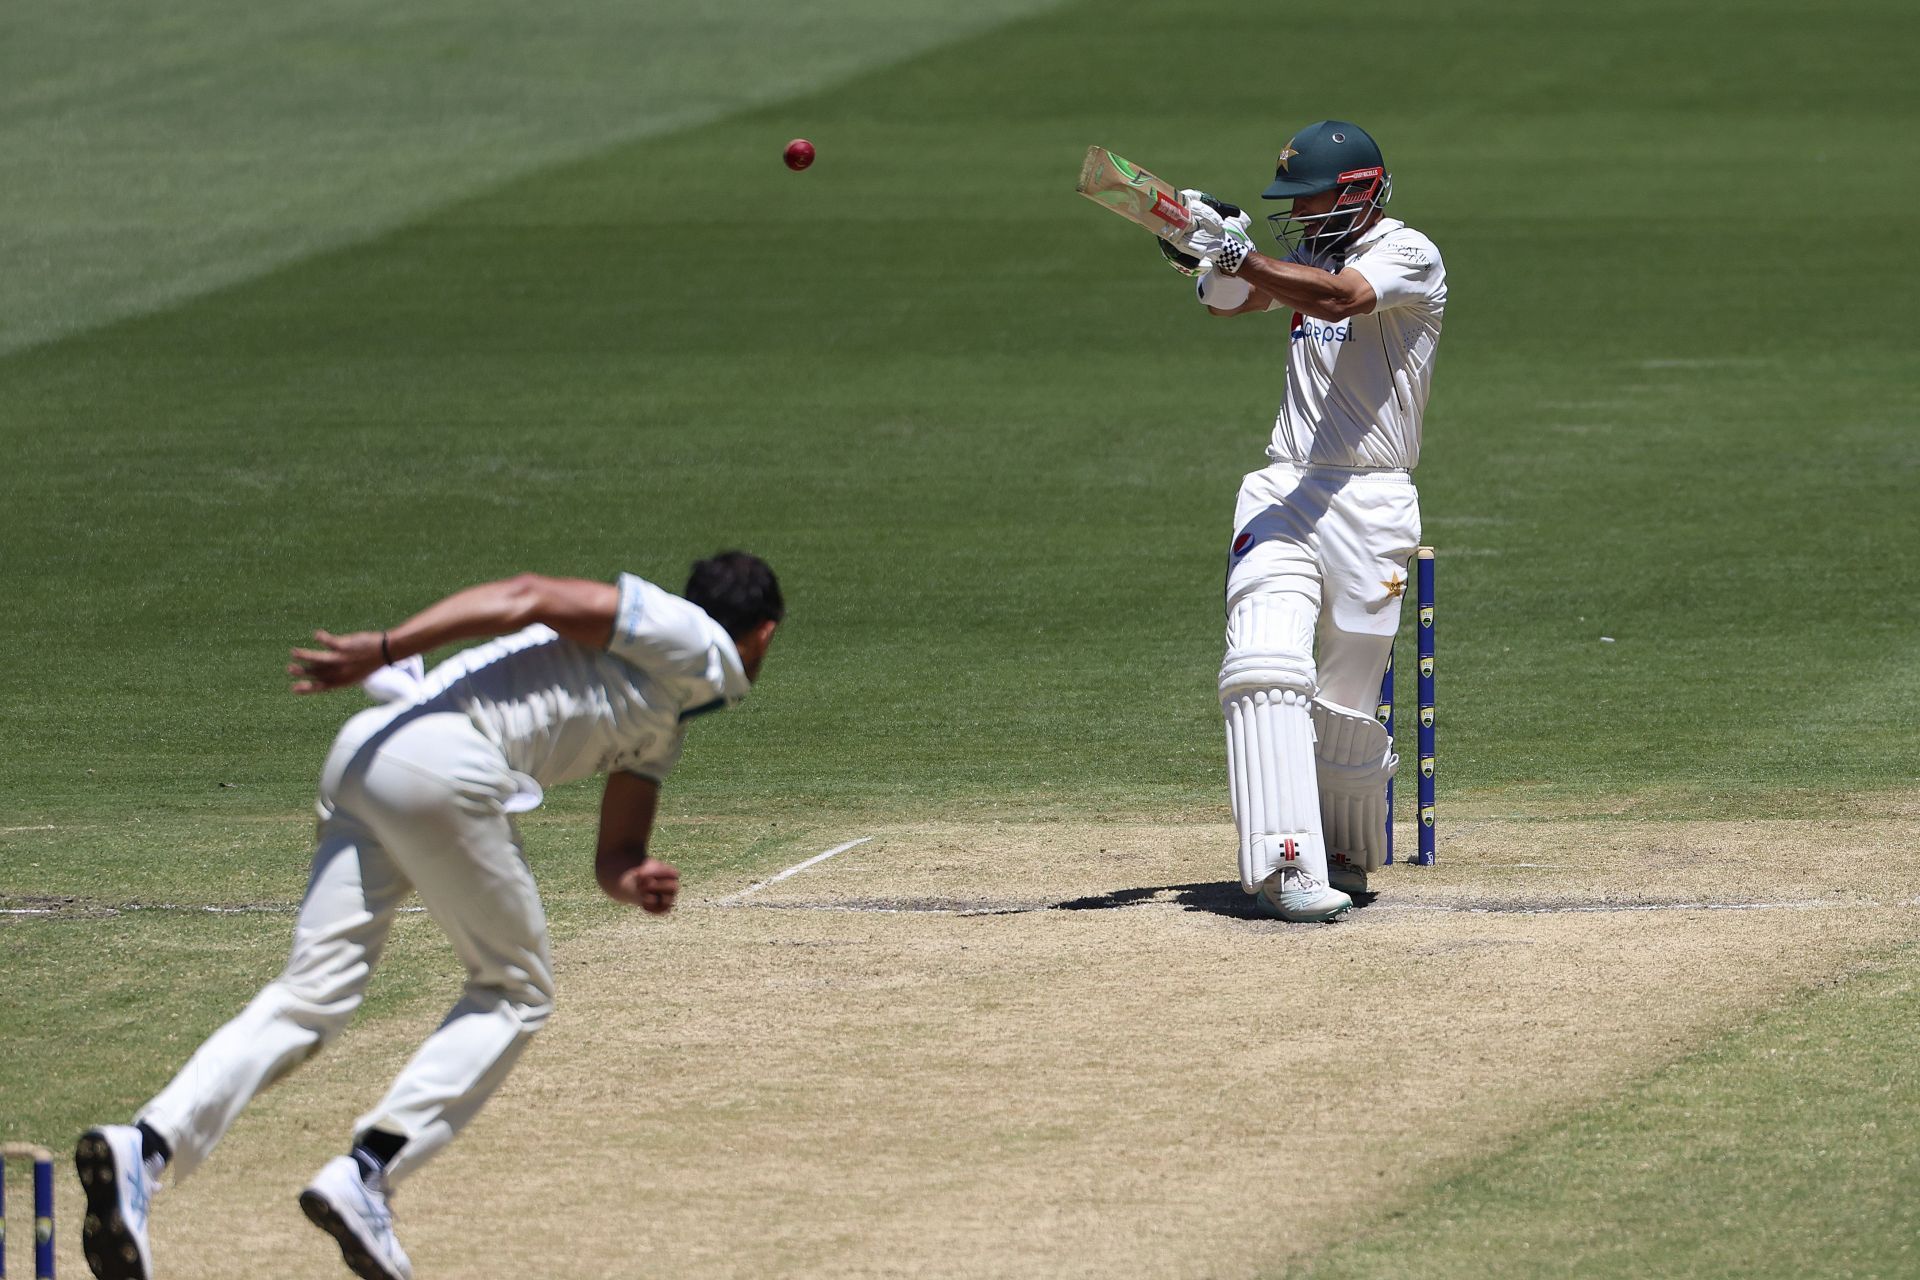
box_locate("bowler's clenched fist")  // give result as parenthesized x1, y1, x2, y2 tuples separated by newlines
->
(614, 858, 680, 914)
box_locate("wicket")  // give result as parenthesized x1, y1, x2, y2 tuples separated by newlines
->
(1377, 546, 1436, 866)
(0, 1143, 55, 1279)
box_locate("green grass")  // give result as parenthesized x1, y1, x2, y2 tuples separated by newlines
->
(0, 911, 450, 1141)
(0, 0, 1065, 355)
(0, 810, 811, 1143)
(4, 0, 1916, 854)
(1293, 944, 1920, 1279)
(2, 0, 1918, 1270)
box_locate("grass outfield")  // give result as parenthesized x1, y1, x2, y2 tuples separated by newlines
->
(3, 0, 1918, 1275)
(1295, 942, 1920, 1280)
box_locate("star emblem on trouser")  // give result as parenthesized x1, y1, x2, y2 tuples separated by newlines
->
(1382, 572, 1407, 600)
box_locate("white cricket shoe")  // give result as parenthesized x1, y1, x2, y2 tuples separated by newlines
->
(1254, 868, 1352, 922)
(1327, 860, 1369, 897)
(299, 1156, 414, 1280)
(76, 1125, 159, 1280)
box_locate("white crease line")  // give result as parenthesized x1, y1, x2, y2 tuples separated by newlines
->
(752, 904, 953, 915)
(1, 825, 58, 833)
(1372, 897, 1855, 917)
(717, 837, 873, 906)
(3, 904, 428, 918)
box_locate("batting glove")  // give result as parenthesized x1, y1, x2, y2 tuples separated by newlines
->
(1164, 191, 1256, 274)
(1208, 225, 1255, 275)
(1159, 192, 1250, 276)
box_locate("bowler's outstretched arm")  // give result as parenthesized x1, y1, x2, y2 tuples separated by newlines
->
(289, 573, 619, 693)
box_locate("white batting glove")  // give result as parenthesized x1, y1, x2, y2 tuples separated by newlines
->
(1209, 226, 1255, 275)
(1214, 205, 1255, 276)
(1159, 189, 1218, 249)
(1165, 190, 1256, 274)
(1191, 190, 1254, 242)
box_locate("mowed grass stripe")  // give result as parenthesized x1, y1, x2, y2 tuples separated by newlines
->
(1290, 943, 1920, 1280)
(6, 0, 1917, 853)
(0, 0, 1066, 355)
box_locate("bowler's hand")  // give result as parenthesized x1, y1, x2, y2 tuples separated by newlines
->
(290, 629, 388, 694)
(611, 858, 680, 915)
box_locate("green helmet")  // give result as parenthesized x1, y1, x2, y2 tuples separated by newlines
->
(1260, 120, 1391, 263)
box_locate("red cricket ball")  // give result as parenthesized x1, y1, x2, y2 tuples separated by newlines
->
(783, 138, 815, 172)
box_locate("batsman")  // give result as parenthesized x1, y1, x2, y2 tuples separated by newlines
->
(1161, 121, 1448, 921)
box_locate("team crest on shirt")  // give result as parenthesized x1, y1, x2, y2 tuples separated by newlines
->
(1231, 531, 1255, 558)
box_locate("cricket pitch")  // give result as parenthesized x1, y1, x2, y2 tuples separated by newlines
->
(68, 801, 1920, 1278)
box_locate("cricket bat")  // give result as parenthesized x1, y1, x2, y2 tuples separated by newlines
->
(1075, 146, 1191, 233)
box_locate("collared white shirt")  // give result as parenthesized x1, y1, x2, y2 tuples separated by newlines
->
(1268, 217, 1447, 469)
(408, 573, 747, 787)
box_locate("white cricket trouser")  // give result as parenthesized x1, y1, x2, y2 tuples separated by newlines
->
(139, 705, 554, 1185)
(1218, 464, 1420, 888)
(1226, 463, 1422, 709)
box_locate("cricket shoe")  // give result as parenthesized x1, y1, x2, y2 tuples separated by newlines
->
(300, 1156, 414, 1280)
(1326, 858, 1369, 897)
(1254, 868, 1352, 922)
(76, 1124, 159, 1280)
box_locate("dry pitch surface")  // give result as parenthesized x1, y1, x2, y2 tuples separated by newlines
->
(53, 798, 1920, 1278)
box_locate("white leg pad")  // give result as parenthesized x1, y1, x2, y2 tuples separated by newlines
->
(1223, 688, 1328, 890)
(1220, 593, 1327, 892)
(1310, 697, 1399, 872)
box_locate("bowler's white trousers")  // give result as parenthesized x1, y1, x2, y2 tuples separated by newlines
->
(139, 704, 554, 1185)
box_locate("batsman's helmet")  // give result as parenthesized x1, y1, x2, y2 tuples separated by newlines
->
(1261, 120, 1391, 263)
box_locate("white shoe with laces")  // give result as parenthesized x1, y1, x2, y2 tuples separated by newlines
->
(299, 1156, 414, 1280)
(1254, 866, 1353, 922)
(76, 1124, 160, 1280)
(1327, 858, 1369, 897)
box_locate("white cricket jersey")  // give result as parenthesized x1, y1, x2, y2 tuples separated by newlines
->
(1268, 217, 1446, 470)
(406, 574, 748, 787)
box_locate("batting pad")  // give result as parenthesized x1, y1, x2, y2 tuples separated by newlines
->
(1311, 698, 1398, 871)
(1223, 688, 1328, 890)
(1219, 592, 1328, 890)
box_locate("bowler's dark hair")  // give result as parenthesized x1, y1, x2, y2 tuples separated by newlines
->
(684, 551, 784, 639)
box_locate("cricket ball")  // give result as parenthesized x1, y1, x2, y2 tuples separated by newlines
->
(783, 138, 815, 171)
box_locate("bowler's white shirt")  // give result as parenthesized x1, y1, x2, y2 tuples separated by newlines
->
(408, 574, 747, 787)
(1268, 217, 1446, 470)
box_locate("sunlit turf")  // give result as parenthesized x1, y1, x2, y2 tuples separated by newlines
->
(2, 0, 1917, 1270)
(1291, 944, 1920, 1280)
